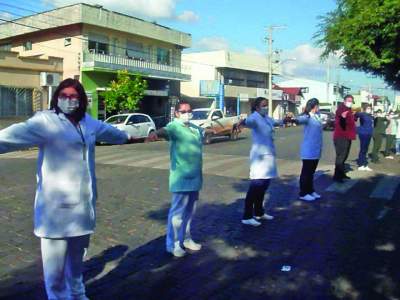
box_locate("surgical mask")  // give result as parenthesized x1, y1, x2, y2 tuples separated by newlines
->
(366, 109, 372, 114)
(179, 112, 192, 124)
(58, 97, 79, 114)
(344, 102, 352, 108)
(259, 107, 268, 116)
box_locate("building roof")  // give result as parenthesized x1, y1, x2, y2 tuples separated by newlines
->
(183, 50, 280, 74)
(0, 3, 191, 48)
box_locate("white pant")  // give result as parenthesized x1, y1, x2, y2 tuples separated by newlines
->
(41, 235, 90, 300)
(166, 192, 198, 251)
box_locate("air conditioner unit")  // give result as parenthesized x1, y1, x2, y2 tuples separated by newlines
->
(40, 72, 61, 87)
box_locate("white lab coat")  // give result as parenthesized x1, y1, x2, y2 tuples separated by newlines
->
(245, 112, 281, 180)
(0, 110, 128, 238)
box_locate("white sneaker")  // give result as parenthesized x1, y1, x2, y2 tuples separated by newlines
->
(183, 239, 202, 251)
(385, 156, 394, 159)
(241, 218, 261, 226)
(167, 245, 186, 257)
(364, 166, 373, 171)
(311, 192, 321, 199)
(254, 214, 274, 220)
(299, 194, 316, 201)
(358, 166, 366, 171)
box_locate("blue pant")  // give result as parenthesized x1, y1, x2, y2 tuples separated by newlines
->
(358, 134, 372, 167)
(396, 138, 400, 154)
(166, 192, 199, 251)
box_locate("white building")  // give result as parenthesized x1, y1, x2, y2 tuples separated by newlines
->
(278, 78, 347, 111)
(181, 50, 282, 117)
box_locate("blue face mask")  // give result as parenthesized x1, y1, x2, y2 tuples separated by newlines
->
(259, 107, 268, 116)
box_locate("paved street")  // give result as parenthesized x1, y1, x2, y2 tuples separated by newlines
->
(1, 127, 400, 299)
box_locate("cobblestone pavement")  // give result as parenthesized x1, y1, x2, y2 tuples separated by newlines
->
(0, 131, 399, 300)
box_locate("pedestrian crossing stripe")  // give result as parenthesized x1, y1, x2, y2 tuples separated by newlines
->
(1, 149, 399, 201)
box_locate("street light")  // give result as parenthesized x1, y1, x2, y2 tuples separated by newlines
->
(267, 25, 286, 117)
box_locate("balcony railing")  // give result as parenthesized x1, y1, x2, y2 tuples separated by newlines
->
(82, 52, 190, 81)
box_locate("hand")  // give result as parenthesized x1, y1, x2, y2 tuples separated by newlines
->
(237, 119, 246, 130)
(341, 111, 349, 118)
(146, 132, 158, 142)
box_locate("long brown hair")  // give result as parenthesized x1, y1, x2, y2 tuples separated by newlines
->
(50, 78, 88, 122)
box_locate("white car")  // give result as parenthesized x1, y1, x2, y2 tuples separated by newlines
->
(104, 113, 156, 139)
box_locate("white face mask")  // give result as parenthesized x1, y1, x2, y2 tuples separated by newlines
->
(366, 109, 372, 114)
(58, 97, 79, 114)
(259, 107, 268, 116)
(344, 102, 352, 108)
(179, 112, 192, 124)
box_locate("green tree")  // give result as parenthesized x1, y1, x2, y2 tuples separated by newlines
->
(104, 69, 148, 113)
(316, 0, 400, 89)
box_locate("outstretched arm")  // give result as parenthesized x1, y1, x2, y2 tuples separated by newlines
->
(0, 112, 47, 153)
(95, 121, 129, 144)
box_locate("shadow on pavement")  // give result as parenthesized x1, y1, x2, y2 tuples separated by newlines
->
(1, 173, 399, 300)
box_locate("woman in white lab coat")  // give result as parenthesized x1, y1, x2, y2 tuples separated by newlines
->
(239, 97, 282, 226)
(0, 78, 129, 300)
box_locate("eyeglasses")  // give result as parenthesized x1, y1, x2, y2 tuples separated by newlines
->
(59, 93, 79, 101)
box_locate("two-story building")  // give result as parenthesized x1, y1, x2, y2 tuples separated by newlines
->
(0, 3, 191, 125)
(181, 50, 282, 117)
(278, 78, 350, 112)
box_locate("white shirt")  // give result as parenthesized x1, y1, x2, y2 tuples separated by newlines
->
(245, 112, 281, 179)
(0, 111, 128, 238)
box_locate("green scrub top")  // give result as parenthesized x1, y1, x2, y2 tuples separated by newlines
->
(165, 119, 204, 193)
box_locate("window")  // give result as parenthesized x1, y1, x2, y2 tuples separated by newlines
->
(127, 115, 142, 124)
(157, 47, 170, 65)
(88, 33, 109, 54)
(0, 43, 11, 51)
(64, 38, 72, 47)
(0, 87, 33, 117)
(212, 111, 223, 119)
(23, 41, 32, 51)
(126, 40, 149, 61)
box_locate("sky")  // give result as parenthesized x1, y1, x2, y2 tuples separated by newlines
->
(1, 0, 397, 101)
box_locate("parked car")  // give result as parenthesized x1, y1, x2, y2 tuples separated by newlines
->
(104, 113, 156, 140)
(319, 110, 335, 130)
(190, 108, 241, 144)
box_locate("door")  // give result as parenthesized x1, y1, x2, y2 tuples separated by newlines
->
(210, 110, 229, 135)
(126, 115, 142, 138)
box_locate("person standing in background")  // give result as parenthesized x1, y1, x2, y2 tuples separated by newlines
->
(395, 113, 400, 156)
(355, 105, 374, 171)
(296, 98, 323, 201)
(333, 95, 356, 183)
(238, 97, 282, 226)
(383, 111, 397, 159)
(370, 110, 389, 163)
(148, 100, 203, 257)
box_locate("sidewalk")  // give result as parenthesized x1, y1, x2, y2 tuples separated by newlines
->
(0, 157, 399, 299)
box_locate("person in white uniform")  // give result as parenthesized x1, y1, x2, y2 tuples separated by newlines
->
(295, 98, 323, 201)
(0, 78, 129, 300)
(239, 97, 282, 226)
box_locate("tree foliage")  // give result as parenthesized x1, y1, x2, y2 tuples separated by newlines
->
(316, 0, 400, 89)
(104, 70, 148, 113)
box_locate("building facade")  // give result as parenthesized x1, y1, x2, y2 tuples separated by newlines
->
(0, 50, 63, 129)
(0, 3, 191, 125)
(278, 78, 350, 111)
(181, 50, 282, 117)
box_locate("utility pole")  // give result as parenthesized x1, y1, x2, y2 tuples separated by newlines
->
(266, 25, 286, 117)
(326, 55, 330, 110)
